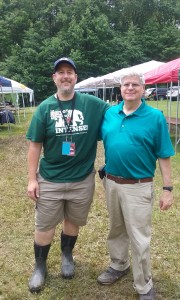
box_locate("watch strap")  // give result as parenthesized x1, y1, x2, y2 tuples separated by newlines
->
(163, 186, 173, 192)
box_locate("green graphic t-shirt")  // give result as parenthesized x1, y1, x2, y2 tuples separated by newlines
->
(26, 92, 109, 182)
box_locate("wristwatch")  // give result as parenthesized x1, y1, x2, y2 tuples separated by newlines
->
(163, 186, 173, 192)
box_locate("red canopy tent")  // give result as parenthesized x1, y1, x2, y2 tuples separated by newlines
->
(144, 58, 180, 153)
(144, 58, 180, 84)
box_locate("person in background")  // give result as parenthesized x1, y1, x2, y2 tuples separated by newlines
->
(26, 57, 109, 293)
(97, 70, 174, 300)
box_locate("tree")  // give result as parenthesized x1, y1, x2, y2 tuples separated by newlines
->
(0, 0, 179, 102)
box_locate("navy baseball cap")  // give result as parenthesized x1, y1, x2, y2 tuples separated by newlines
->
(54, 57, 77, 73)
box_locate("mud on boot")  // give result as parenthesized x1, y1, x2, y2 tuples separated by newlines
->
(61, 232, 77, 279)
(28, 242, 51, 293)
(61, 247, 75, 279)
(28, 258, 47, 293)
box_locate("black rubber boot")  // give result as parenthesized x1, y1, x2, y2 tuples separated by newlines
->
(61, 232, 77, 279)
(28, 242, 51, 293)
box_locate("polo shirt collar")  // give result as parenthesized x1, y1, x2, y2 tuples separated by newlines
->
(118, 98, 146, 116)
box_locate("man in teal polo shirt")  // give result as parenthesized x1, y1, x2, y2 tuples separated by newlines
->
(97, 70, 174, 300)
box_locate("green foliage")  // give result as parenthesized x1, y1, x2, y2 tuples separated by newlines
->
(140, 21, 180, 61)
(0, 0, 180, 102)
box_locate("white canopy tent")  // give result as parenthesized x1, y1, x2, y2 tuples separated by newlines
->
(0, 77, 34, 102)
(75, 77, 96, 89)
(75, 60, 165, 89)
(0, 76, 34, 122)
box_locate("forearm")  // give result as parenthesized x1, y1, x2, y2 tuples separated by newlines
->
(158, 157, 173, 210)
(27, 141, 42, 181)
(158, 157, 172, 186)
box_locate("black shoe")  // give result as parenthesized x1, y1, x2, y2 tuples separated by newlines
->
(28, 258, 47, 293)
(97, 266, 130, 285)
(61, 248, 75, 279)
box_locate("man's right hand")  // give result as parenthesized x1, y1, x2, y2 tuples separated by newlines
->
(27, 179, 40, 201)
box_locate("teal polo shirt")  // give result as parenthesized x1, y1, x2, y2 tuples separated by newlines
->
(101, 99, 174, 178)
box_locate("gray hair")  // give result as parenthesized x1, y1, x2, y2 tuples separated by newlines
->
(119, 69, 145, 85)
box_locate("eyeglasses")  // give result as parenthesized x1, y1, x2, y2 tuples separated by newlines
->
(121, 83, 141, 88)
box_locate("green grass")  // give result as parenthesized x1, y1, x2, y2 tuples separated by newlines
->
(0, 104, 180, 300)
(146, 99, 180, 118)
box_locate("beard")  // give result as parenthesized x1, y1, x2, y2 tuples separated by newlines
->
(58, 81, 75, 96)
(60, 87, 74, 95)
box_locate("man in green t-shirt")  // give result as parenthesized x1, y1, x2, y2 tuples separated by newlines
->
(26, 57, 109, 293)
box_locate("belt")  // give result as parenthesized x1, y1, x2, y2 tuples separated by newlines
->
(107, 174, 153, 184)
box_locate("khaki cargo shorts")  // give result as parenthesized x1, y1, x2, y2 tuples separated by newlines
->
(35, 171, 95, 231)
